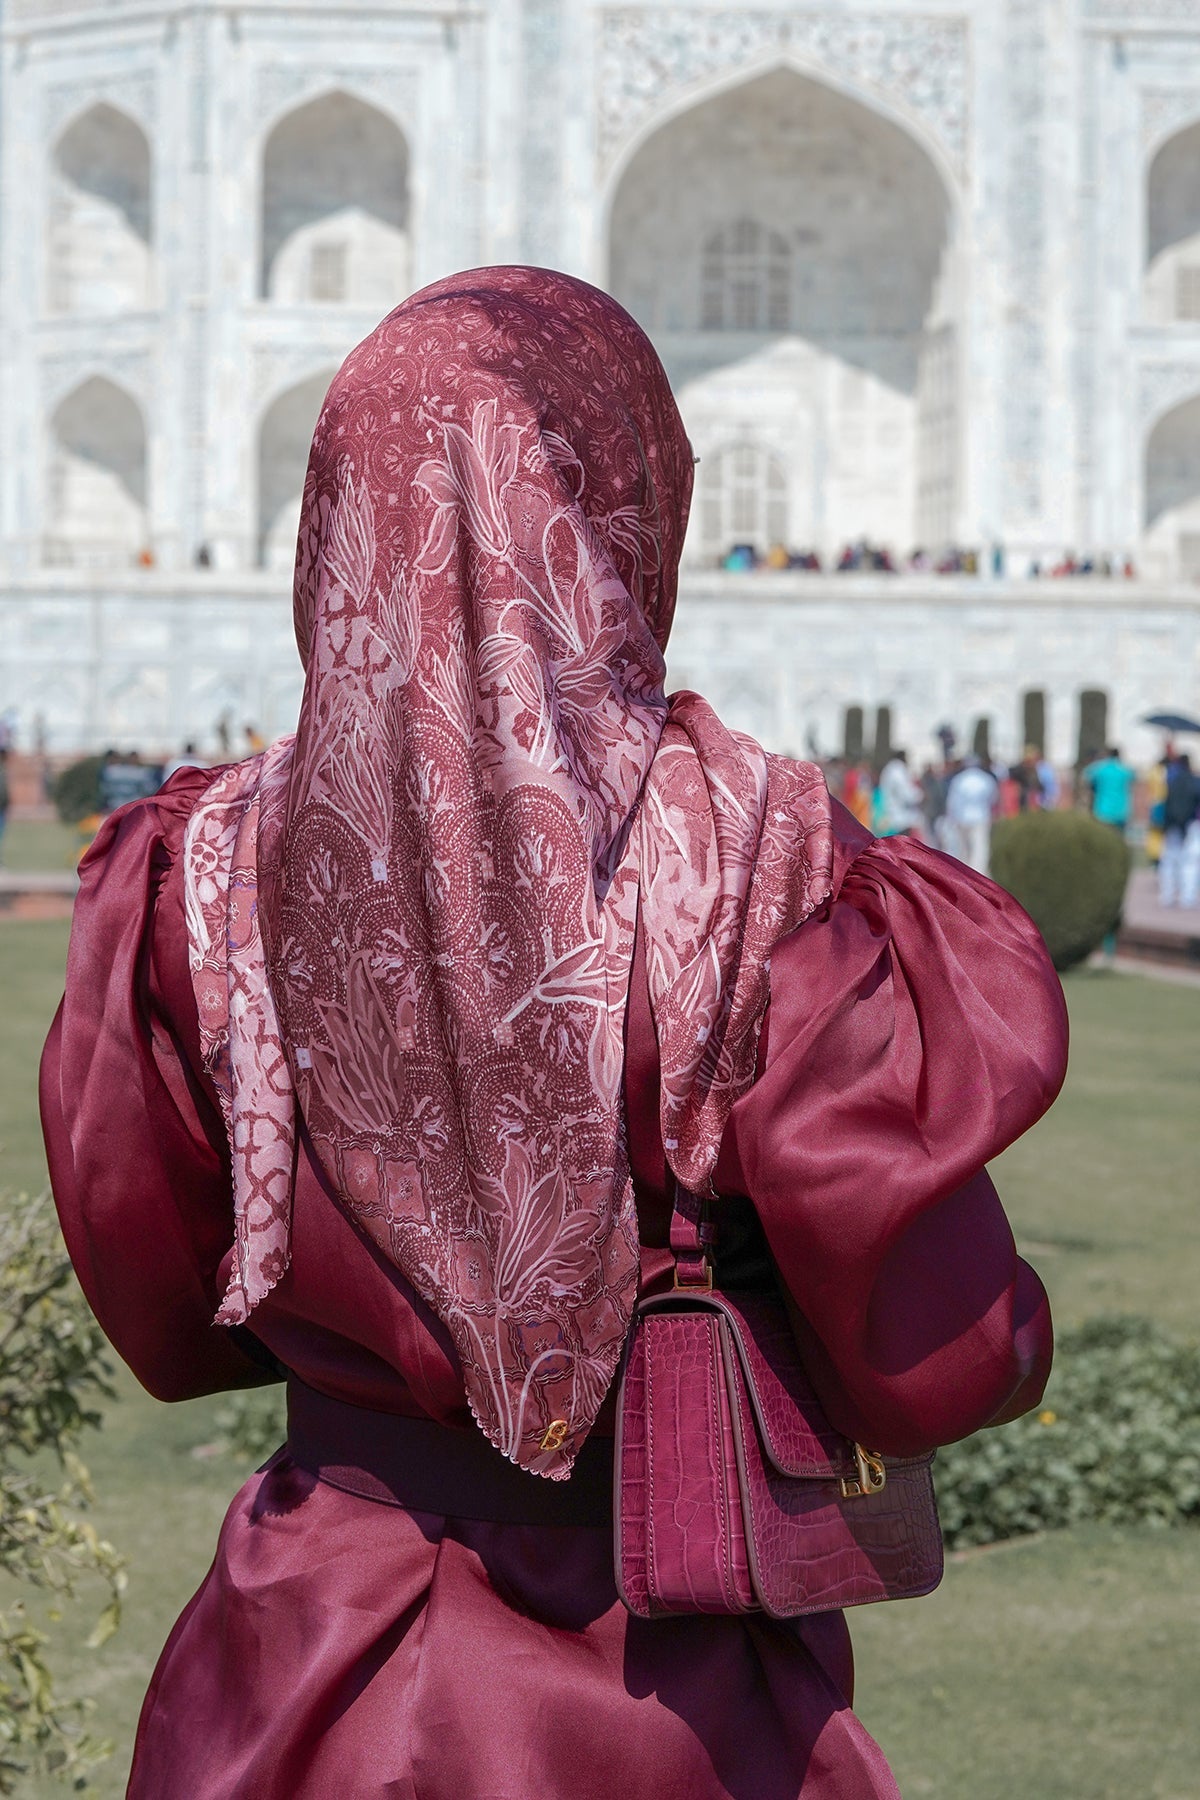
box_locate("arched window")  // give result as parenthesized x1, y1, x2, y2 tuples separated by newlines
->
(700, 220, 791, 332)
(1143, 393, 1200, 580)
(257, 370, 337, 568)
(45, 376, 148, 568)
(698, 443, 788, 561)
(1145, 120, 1200, 324)
(47, 105, 152, 314)
(261, 92, 410, 305)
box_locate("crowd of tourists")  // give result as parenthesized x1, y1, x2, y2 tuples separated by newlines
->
(11, 696, 1196, 911)
(90, 725, 264, 812)
(15, 714, 1196, 912)
(716, 540, 1139, 579)
(823, 746, 1055, 877)
(821, 737, 1199, 906)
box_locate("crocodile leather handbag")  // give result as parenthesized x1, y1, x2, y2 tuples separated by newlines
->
(614, 1186, 944, 1620)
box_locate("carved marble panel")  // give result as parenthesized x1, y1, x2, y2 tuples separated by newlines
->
(1085, 0, 1200, 19)
(40, 349, 153, 411)
(43, 70, 157, 140)
(254, 63, 422, 138)
(11, 0, 170, 20)
(250, 344, 346, 410)
(521, 0, 564, 262)
(1141, 87, 1200, 158)
(596, 8, 969, 174)
(1139, 359, 1200, 425)
(1002, 0, 1047, 525)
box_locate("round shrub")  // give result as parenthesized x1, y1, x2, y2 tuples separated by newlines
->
(51, 755, 104, 824)
(989, 809, 1131, 971)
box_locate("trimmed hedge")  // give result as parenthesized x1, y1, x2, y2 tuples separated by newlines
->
(936, 1317, 1200, 1548)
(989, 809, 1131, 970)
(51, 756, 104, 825)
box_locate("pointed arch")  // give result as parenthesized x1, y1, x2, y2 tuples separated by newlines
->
(106, 667, 169, 743)
(600, 49, 963, 231)
(606, 64, 960, 563)
(45, 376, 148, 569)
(257, 369, 337, 569)
(1143, 390, 1200, 581)
(47, 103, 153, 314)
(260, 90, 411, 304)
(1145, 118, 1200, 324)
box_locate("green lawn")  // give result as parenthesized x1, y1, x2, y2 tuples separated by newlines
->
(996, 967, 1200, 1330)
(0, 918, 71, 1195)
(1, 818, 82, 874)
(853, 1525, 1200, 1800)
(2, 917, 1198, 1796)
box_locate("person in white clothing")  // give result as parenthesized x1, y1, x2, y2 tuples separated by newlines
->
(162, 741, 208, 782)
(1036, 756, 1060, 810)
(945, 756, 999, 874)
(878, 751, 925, 837)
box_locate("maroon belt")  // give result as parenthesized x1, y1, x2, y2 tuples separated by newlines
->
(286, 1378, 613, 1528)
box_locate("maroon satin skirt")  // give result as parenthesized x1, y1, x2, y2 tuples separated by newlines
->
(128, 1384, 900, 1799)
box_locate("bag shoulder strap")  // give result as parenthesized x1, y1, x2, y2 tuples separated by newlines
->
(631, 899, 719, 1292)
(670, 1182, 717, 1290)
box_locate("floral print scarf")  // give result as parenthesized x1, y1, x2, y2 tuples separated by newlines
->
(185, 268, 833, 1477)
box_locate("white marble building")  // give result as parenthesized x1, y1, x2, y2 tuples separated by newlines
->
(2, 0, 1200, 765)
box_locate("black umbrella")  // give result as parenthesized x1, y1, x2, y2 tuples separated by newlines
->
(1141, 712, 1200, 733)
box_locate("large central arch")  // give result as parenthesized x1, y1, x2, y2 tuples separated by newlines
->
(607, 66, 959, 563)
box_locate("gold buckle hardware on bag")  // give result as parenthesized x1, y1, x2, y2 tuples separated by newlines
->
(673, 1260, 714, 1291)
(840, 1446, 887, 1499)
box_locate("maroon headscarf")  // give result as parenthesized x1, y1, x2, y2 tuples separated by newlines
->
(185, 268, 832, 1476)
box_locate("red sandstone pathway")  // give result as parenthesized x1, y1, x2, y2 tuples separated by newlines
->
(1121, 867, 1200, 936)
(0, 868, 77, 921)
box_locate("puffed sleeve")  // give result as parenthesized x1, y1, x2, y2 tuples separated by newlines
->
(40, 769, 274, 1402)
(725, 805, 1068, 1456)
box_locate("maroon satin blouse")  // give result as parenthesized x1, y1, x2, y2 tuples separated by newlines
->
(41, 769, 1066, 1458)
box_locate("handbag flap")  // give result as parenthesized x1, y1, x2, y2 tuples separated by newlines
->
(711, 1291, 860, 1478)
(635, 1290, 853, 1478)
(637, 1289, 933, 1480)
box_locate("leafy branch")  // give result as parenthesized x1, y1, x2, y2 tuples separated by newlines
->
(0, 1192, 126, 1792)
